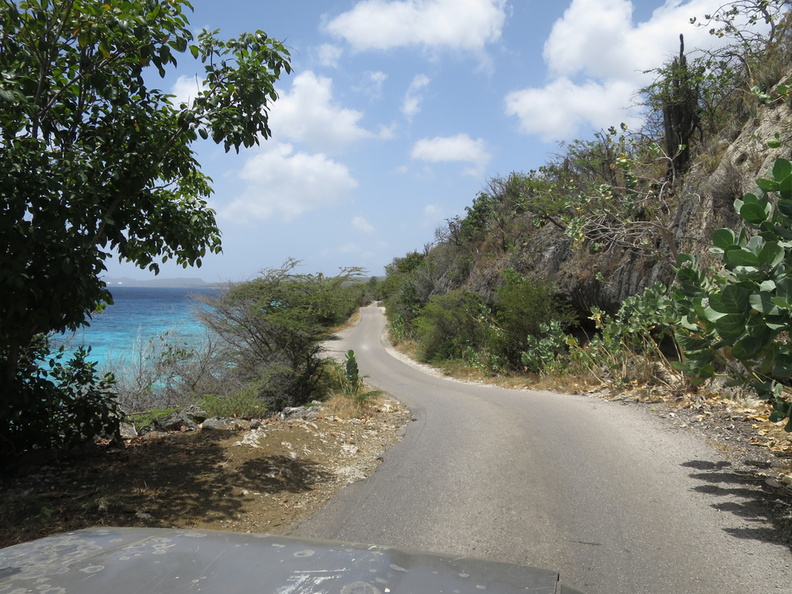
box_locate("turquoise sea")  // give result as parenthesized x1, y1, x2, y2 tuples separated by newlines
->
(59, 286, 221, 369)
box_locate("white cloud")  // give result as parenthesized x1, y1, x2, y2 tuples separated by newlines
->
(171, 74, 205, 107)
(325, 0, 507, 53)
(402, 74, 430, 119)
(411, 133, 492, 175)
(270, 71, 374, 153)
(317, 43, 343, 67)
(221, 143, 358, 223)
(505, 78, 641, 142)
(544, 0, 724, 81)
(505, 0, 737, 142)
(351, 216, 376, 234)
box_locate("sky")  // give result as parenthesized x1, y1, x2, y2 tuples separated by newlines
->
(103, 0, 746, 283)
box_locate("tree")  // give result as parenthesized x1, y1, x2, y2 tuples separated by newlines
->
(198, 261, 362, 410)
(0, 0, 291, 452)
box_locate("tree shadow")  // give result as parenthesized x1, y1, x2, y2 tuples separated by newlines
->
(0, 430, 336, 546)
(682, 459, 792, 552)
(97, 432, 335, 526)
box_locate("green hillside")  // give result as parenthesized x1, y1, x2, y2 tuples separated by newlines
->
(380, 2, 792, 429)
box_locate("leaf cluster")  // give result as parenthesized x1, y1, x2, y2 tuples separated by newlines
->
(674, 158, 792, 427)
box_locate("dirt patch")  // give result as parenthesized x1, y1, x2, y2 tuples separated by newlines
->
(0, 396, 411, 549)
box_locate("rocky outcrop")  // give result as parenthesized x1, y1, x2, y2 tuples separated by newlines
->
(504, 69, 792, 314)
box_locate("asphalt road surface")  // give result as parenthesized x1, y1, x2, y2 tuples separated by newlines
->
(294, 304, 792, 593)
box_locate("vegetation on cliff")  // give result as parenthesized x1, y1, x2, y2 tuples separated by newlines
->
(380, 0, 792, 428)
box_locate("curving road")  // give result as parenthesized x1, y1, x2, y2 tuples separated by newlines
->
(294, 304, 792, 593)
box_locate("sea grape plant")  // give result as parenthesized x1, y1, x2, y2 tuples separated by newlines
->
(674, 158, 792, 428)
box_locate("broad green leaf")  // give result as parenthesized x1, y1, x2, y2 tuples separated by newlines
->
(702, 306, 727, 322)
(710, 285, 751, 313)
(776, 277, 792, 302)
(740, 201, 770, 224)
(759, 280, 777, 291)
(773, 158, 792, 181)
(764, 313, 789, 330)
(749, 291, 779, 315)
(777, 199, 792, 218)
(732, 333, 768, 359)
(712, 228, 736, 250)
(679, 314, 700, 331)
(781, 175, 792, 200)
(771, 296, 792, 310)
(756, 177, 780, 192)
(714, 313, 748, 342)
(758, 241, 784, 267)
(723, 247, 759, 267)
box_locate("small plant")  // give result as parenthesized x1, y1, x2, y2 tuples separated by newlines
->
(344, 350, 362, 394)
(0, 337, 120, 456)
(325, 352, 381, 406)
(125, 407, 182, 433)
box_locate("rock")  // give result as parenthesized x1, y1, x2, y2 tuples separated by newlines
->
(201, 417, 250, 431)
(159, 411, 199, 432)
(277, 406, 321, 421)
(181, 404, 208, 424)
(118, 422, 138, 440)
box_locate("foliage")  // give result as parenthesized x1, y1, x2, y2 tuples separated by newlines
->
(691, 1, 791, 65)
(199, 381, 269, 419)
(491, 270, 576, 370)
(673, 158, 792, 428)
(0, 0, 290, 454)
(108, 328, 225, 413)
(0, 337, 119, 456)
(381, 251, 428, 335)
(125, 407, 180, 433)
(198, 260, 362, 410)
(415, 290, 491, 363)
(322, 350, 381, 406)
(520, 283, 681, 387)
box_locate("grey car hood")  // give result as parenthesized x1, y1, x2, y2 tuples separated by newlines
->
(0, 527, 581, 593)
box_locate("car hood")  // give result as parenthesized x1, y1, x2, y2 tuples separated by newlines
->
(0, 527, 581, 593)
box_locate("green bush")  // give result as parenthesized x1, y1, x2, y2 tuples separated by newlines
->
(199, 381, 270, 419)
(0, 337, 119, 457)
(415, 290, 491, 363)
(491, 270, 577, 370)
(198, 260, 362, 410)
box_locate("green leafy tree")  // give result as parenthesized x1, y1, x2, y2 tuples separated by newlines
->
(0, 0, 291, 451)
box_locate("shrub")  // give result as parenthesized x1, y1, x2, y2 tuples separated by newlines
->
(0, 337, 119, 457)
(415, 290, 491, 363)
(491, 270, 577, 370)
(199, 381, 270, 419)
(673, 158, 792, 429)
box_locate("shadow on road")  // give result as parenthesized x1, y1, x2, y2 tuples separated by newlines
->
(682, 459, 792, 552)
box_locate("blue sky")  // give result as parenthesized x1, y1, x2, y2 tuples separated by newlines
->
(104, 0, 742, 283)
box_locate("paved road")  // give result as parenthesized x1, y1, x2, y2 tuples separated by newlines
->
(294, 304, 792, 593)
